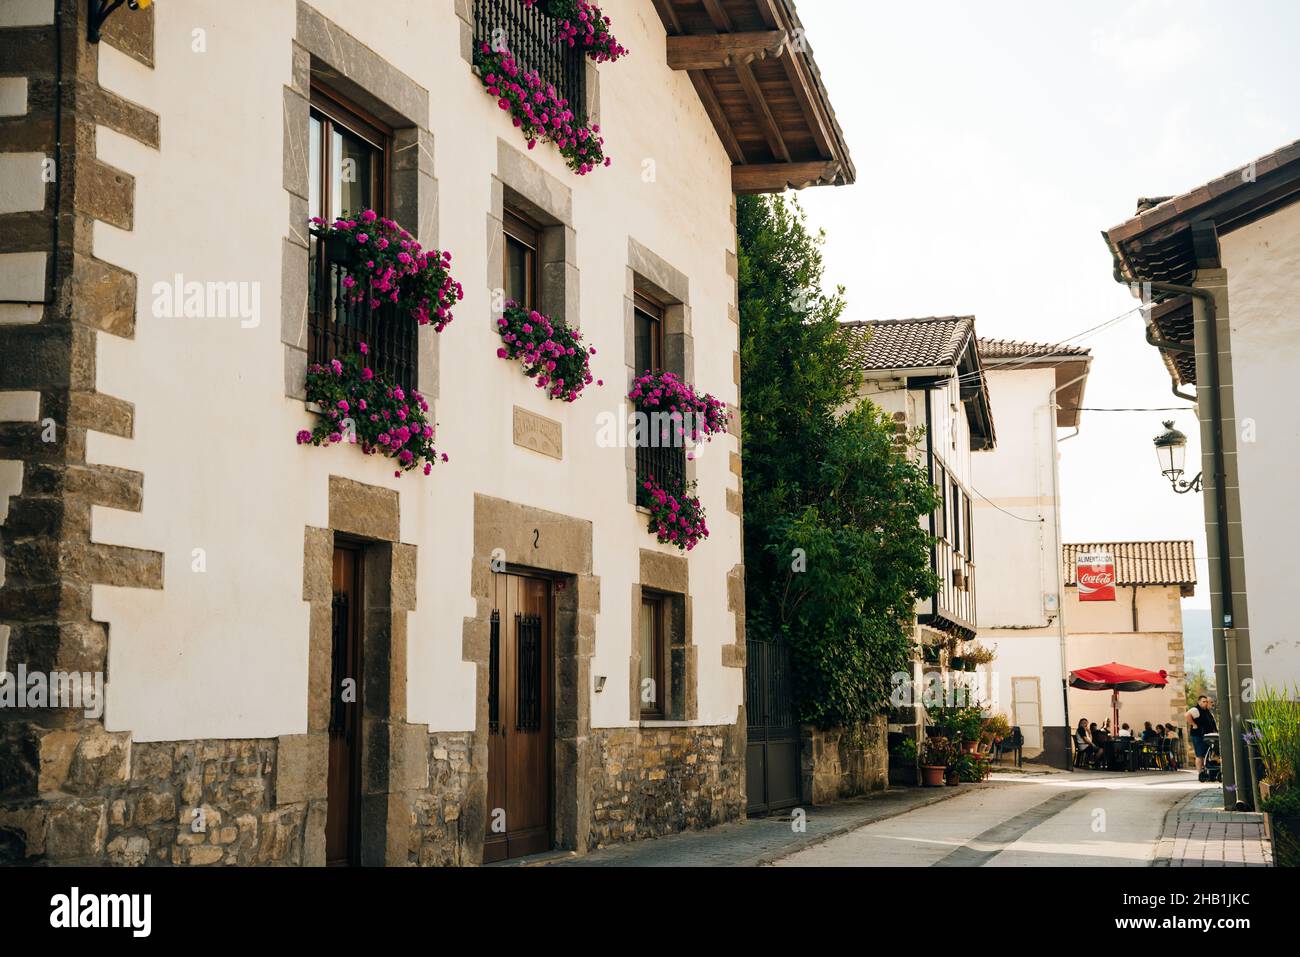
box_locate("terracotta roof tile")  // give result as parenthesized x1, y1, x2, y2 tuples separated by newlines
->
(977, 338, 1091, 361)
(1063, 541, 1197, 587)
(839, 317, 975, 371)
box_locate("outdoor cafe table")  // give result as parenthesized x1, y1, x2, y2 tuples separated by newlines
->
(1101, 739, 1140, 771)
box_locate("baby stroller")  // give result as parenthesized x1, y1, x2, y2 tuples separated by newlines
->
(1198, 732, 1222, 783)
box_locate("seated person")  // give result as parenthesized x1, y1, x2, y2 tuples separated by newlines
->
(1118, 723, 1133, 738)
(1090, 722, 1110, 768)
(1141, 721, 1156, 743)
(1074, 718, 1098, 766)
(1165, 726, 1181, 770)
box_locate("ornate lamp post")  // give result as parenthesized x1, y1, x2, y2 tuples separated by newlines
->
(1153, 420, 1202, 493)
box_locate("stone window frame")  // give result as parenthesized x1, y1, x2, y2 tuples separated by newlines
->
(487, 139, 578, 332)
(291, 476, 428, 867)
(624, 238, 694, 505)
(629, 549, 696, 723)
(464, 494, 600, 857)
(282, 1, 438, 404)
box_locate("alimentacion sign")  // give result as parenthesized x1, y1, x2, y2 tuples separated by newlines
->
(1077, 549, 1116, 602)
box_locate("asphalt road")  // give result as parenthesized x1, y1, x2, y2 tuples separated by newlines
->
(774, 769, 1205, 867)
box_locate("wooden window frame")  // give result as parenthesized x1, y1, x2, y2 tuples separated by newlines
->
(965, 493, 974, 560)
(503, 207, 542, 312)
(951, 481, 962, 555)
(633, 291, 665, 376)
(309, 81, 392, 221)
(308, 81, 418, 385)
(639, 591, 667, 720)
(935, 465, 948, 544)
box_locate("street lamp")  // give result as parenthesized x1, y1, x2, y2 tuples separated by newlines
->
(1153, 420, 1202, 493)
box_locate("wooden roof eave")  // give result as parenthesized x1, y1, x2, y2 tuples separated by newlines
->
(655, 0, 855, 193)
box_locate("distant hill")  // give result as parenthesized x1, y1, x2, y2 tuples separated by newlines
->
(1182, 607, 1213, 676)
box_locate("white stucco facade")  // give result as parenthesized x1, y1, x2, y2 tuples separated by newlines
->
(74, 0, 742, 742)
(1218, 200, 1300, 694)
(971, 365, 1068, 758)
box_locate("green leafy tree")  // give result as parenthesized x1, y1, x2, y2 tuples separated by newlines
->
(738, 194, 940, 728)
(1185, 664, 1216, 710)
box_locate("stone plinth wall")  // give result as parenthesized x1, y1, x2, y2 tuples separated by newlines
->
(0, 734, 290, 866)
(587, 723, 745, 850)
(0, 728, 483, 866)
(410, 731, 478, 867)
(801, 717, 889, 805)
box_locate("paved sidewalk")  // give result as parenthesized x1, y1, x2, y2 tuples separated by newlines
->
(1154, 787, 1273, 867)
(520, 780, 1003, 867)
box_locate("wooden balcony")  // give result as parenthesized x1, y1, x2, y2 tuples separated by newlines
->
(920, 538, 977, 639)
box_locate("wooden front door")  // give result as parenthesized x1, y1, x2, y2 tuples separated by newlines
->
(484, 572, 553, 862)
(326, 544, 363, 866)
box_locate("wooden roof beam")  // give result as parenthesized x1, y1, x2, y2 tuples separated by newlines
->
(735, 61, 790, 163)
(700, 0, 735, 31)
(687, 70, 745, 164)
(667, 31, 789, 71)
(733, 160, 841, 194)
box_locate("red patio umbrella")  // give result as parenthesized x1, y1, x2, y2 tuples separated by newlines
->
(1069, 662, 1168, 736)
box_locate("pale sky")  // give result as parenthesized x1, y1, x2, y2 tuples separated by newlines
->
(795, 0, 1300, 608)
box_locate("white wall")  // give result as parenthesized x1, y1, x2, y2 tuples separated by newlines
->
(1063, 583, 1186, 734)
(1220, 201, 1300, 694)
(970, 367, 1067, 735)
(85, 0, 742, 741)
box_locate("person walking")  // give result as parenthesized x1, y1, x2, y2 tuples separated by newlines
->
(1186, 694, 1217, 773)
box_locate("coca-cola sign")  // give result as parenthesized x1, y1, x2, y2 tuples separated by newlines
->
(1077, 550, 1116, 602)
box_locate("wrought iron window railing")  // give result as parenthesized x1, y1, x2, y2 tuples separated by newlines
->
(488, 609, 501, 734)
(634, 405, 688, 503)
(308, 239, 418, 392)
(474, 0, 587, 123)
(516, 612, 543, 732)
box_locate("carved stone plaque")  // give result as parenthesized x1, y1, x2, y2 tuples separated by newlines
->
(513, 406, 562, 460)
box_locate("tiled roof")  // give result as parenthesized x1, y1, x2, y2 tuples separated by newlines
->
(839, 317, 974, 371)
(1063, 541, 1197, 587)
(977, 338, 1091, 361)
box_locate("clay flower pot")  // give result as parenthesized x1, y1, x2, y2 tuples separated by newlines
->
(921, 765, 946, 787)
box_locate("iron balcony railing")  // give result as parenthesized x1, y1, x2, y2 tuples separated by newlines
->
(474, 0, 587, 123)
(635, 406, 688, 504)
(308, 238, 419, 392)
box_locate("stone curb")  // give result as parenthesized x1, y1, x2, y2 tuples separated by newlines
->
(752, 780, 1003, 867)
(1150, 789, 1199, 867)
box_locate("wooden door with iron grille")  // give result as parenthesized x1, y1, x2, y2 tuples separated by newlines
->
(484, 572, 553, 862)
(327, 544, 363, 866)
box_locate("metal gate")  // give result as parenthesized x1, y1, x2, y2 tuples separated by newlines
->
(745, 637, 800, 815)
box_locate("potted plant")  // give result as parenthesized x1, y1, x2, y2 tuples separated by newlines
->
(890, 736, 920, 788)
(1252, 685, 1300, 867)
(949, 655, 966, 671)
(308, 210, 463, 331)
(475, 44, 610, 175)
(496, 300, 600, 402)
(982, 713, 1012, 747)
(522, 0, 629, 62)
(957, 750, 992, 783)
(922, 643, 941, 665)
(297, 345, 446, 477)
(920, 737, 951, 787)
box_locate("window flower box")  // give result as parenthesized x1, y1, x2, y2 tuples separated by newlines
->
(476, 44, 609, 175)
(496, 300, 600, 402)
(296, 345, 446, 478)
